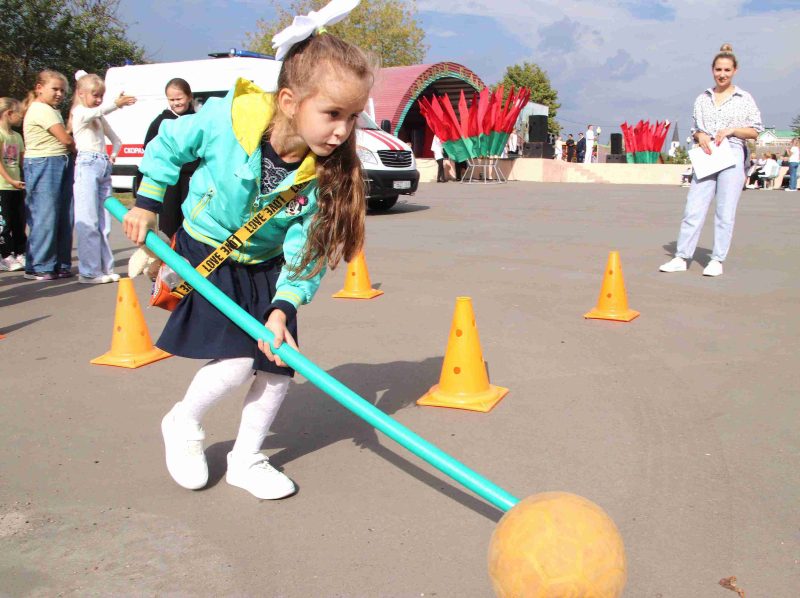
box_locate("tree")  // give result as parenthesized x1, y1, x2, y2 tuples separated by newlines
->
(0, 0, 144, 101)
(792, 113, 800, 137)
(662, 146, 689, 164)
(496, 62, 561, 135)
(245, 0, 427, 67)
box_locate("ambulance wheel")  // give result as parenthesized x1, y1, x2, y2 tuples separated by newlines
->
(367, 195, 398, 211)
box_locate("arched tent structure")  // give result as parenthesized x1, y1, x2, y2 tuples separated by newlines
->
(371, 62, 486, 157)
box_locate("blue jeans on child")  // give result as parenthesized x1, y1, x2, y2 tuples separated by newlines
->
(24, 154, 74, 274)
(789, 162, 799, 190)
(73, 152, 114, 277)
(676, 145, 746, 263)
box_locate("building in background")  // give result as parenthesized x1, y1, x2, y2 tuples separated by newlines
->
(371, 62, 486, 158)
(370, 62, 552, 157)
(667, 122, 680, 157)
(757, 128, 795, 155)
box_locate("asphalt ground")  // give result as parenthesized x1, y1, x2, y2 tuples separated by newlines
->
(1, 182, 798, 597)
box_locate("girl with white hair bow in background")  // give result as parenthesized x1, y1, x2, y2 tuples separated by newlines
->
(70, 70, 136, 283)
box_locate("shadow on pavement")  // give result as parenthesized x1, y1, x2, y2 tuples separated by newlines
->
(205, 356, 504, 522)
(0, 315, 50, 335)
(0, 275, 99, 308)
(367, 201, 430, 216)
(662, 241, 712, 266)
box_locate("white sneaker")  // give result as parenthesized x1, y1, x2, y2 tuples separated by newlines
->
(0, 255, 23, 271)
(659, 257, 687, 272)
(226, 451, 296, 500)
(702, 259, 723, 277)
(0, 256, 15, 271)
(78, 274, 113, 284)
(14, 254, 25, 268)
(161, 404, 208, 490)
(105, 272, 121, 282)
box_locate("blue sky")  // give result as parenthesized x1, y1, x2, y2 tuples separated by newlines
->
(117, 0, 800, 136)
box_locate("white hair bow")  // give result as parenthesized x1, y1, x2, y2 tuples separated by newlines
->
(271, 0, 360, 61)
(74, 69, 88, 81)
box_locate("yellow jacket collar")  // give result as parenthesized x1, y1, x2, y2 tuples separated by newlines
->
(231, 78, 317, 184)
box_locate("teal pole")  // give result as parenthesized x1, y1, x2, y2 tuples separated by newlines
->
(106, 198, 520, 512)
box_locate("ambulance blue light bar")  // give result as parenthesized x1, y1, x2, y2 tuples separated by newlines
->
(208, 48, 276, 60)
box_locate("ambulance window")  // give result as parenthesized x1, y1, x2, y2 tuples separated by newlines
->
(193, 91, 226, 111)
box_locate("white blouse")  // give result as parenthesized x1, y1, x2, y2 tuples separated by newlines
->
(71, 103, 121, 156)
(691, 86, 763, 150)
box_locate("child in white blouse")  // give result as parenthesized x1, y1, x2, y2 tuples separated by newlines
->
(70, 71, 136, 283)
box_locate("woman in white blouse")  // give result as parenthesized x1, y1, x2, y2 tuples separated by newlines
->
(660, 44, 762, 277)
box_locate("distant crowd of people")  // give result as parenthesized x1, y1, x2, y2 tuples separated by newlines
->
(745, 142, 799, 190)
(553, 125, 598, 163)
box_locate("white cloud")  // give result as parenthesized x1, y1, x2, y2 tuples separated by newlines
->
(118, 0, 799, 129)
(604, 50, 649, 81)
(419, 0, 800, 129)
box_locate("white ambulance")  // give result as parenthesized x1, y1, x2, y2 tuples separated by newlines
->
(103, 50, 418, 211)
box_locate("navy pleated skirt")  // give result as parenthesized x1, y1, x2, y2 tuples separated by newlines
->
(156, 227, 296, 376)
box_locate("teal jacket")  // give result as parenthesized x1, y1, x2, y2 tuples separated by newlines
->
(136, 78, 324, 312)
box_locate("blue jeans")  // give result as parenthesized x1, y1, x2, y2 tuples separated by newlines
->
(24, 154, 74, 274)
(676, 145, 745, 263)
(789, 162, 799, 190)
(73, 152, 114, 277)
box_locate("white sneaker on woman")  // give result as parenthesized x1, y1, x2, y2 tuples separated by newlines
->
(78, 274, 113, 284)
(702, 259, 723, 277)
(659, 257, 687, 272)
(161, 403, 208, 490)
(226, 451, 296, 499)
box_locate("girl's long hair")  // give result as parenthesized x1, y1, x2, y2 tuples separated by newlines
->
(22, 70, 68, 114)
(66, 72, 104, 133)
(274, 33, 376, 279)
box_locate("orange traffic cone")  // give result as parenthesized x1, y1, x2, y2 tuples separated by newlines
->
(417, 297, 508, 412)
(332, 250, 383, 299)
(584, 251, 639, 322)
(91, 278, 171, 368)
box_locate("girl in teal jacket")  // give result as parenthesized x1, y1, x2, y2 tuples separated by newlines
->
(123, 30, 374, 500)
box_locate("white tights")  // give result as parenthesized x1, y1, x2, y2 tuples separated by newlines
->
(176, 357, 290, 455)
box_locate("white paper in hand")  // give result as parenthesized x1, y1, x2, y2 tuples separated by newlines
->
(688, 138, 737, 179)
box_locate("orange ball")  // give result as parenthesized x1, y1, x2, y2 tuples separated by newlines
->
(488, 492, 627, 598)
